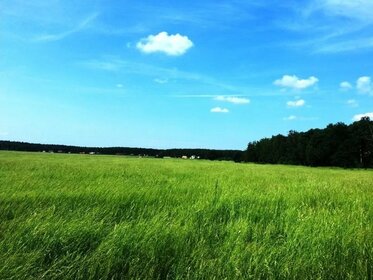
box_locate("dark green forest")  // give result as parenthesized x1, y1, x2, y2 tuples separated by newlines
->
(1, 118, 372, 168)
(244, 117, 373, 168)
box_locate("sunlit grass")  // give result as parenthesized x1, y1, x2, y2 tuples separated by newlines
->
(0, 151, 372, 279)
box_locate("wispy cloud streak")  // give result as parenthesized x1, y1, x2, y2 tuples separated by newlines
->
(33, 13, 98, 42)
(278, 0, 373, 53)
(80, 57, 241, 91)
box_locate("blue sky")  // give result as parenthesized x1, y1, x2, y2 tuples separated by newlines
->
(1, 0, 373, 149)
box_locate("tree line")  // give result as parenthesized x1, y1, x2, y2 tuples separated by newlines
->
(244, 117, 373, 168)
(1, 118, 372, 167)
(0, 141, 242, 161)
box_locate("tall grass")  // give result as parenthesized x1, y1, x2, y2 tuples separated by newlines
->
(0, 151, 372, 279)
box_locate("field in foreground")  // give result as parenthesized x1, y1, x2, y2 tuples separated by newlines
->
(0, 151, 372, 280)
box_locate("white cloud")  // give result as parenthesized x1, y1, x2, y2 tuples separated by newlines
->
(136, 32, 193, 56)
(154, 78, 168, 84)
(210, 107, 229, 113)
(116, 84, 123, 88)
(174, 94, 217, 98)
(82, 60, 122, 72)
(353, 112, 373, 121)
(347, 99, 358, 107)
(340, 81, 352, 90)
(356, 76, 372, 94)
(214, 96, 250, 104)
(274, 75, 318, 90)
(283, 115, 297, 121)
(287, 99, 305, 107)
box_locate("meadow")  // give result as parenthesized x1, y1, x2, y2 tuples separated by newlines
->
(0, 151, 372, 280)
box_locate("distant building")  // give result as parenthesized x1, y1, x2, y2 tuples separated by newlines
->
(181, 156, 188, 159)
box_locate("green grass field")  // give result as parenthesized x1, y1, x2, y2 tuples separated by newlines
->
(0, 151, 372, 279)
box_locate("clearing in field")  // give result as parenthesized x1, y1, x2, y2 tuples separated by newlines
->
(0, 151, 372, 279)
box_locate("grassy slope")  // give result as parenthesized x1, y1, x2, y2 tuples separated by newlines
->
(0, 151, 372, 279)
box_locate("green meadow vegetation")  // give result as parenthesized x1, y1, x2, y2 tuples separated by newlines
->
(0, 151, 372, 279)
